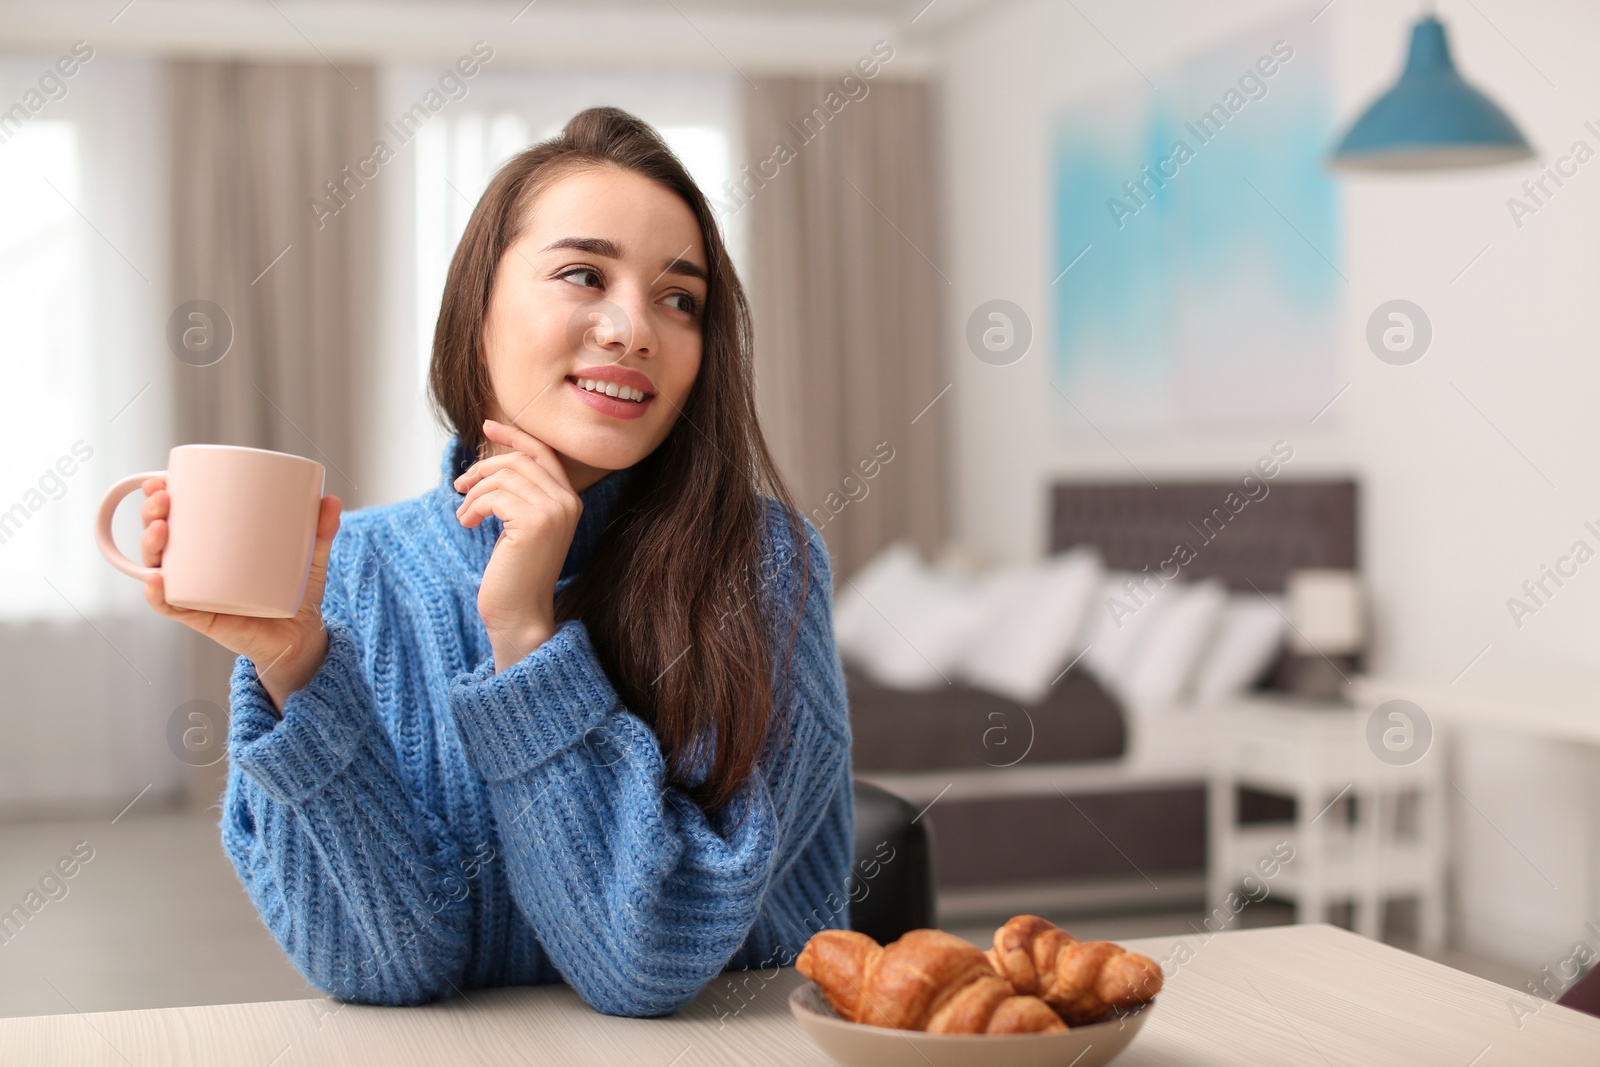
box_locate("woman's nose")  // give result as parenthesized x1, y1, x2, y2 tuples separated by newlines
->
(587, 289, 657, 358)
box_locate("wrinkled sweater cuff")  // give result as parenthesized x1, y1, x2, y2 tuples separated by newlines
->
(448, 618, 617, 782)
(228, 618, 381, 804)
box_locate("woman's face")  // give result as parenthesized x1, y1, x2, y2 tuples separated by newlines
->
(481, 163, 707, 491)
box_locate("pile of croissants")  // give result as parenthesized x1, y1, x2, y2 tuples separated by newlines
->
(795, 914, 1163, 1035)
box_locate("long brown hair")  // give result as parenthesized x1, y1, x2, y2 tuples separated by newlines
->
(428, 106, 811, 815)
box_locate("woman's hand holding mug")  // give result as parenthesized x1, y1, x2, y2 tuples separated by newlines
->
(140, 477, 343, 713)
(96, 444, 339, 716)
(453, 418, 583, 673)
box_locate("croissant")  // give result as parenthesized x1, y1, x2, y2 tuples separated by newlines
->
(796, 928, 1067, 1034)
(985, 914, 1164, 1024)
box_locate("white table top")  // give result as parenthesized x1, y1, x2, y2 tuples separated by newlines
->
(1353, 674, 1600, 747)
(1, 924, 1594, 1065)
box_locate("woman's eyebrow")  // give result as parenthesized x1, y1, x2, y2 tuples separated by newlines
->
(542, 235, 620, 258)
(661, 256, 707, 284)
(542, 235, 706, 284)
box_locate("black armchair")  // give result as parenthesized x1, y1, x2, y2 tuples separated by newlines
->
(848, 778, 936, 945)
(1559, 964, 1600, 1020)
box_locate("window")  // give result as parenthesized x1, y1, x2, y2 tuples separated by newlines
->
(413, 111, 532, 388)
(0, 120, 92, 617)
(0, 56, 167, 621)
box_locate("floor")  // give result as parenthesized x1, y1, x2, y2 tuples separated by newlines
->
(0, 805, 316, 1019)
(0, 807, 1535, 1020)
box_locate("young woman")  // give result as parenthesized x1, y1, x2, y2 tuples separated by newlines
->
(134, 107, 855, 1016)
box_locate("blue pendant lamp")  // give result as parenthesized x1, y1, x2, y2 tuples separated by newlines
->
(1330, 13, 1533, 170)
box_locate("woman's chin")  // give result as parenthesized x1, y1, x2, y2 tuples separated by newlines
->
(516, 414, 654, 474)
(559, 438, 652, 476)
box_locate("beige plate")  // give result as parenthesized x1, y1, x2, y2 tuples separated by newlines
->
(788, 982, 1154, 1067)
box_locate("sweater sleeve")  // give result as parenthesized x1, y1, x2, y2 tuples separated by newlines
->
(219, 523, 475, 1006)
(446, 511, 853, 1018)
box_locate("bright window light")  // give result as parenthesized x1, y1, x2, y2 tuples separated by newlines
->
(0, 121, 91, 620)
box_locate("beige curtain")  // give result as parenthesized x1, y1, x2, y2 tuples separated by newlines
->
(166, 60, 376, 802)
(167, 60, 376, 503)
(743, 76, 950, 583)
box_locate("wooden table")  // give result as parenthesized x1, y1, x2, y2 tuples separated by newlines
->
(2, 924, 1594, 1065)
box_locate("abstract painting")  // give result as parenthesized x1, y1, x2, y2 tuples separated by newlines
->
(1050, 15, 1341, 430)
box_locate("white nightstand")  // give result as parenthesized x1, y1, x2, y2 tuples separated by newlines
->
(1206, 695, 1447, 956)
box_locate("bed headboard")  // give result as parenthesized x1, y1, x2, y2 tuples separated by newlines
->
(1048, 480, 1357, 593)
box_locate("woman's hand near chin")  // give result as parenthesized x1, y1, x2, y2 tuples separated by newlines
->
(453, 418, 584, 673)
(139, 475, 344, 716)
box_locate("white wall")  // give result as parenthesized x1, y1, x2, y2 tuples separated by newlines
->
(938, 0, 1600, 967)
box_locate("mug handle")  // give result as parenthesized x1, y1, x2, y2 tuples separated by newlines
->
(96, 471, 167, 580)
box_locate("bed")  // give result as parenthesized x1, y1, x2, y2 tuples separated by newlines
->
(848, 478, 1358, 921)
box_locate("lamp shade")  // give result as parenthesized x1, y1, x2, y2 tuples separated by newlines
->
(1286, 569, 1363, 656)
(1330, 15, 1533, 170)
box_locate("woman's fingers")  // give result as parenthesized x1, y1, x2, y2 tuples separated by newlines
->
(141, 518, 167, 569)
(456, 452, 578, 519)
(456, 474, 577, 539)
(456, 454, 569, 510)
(140, 481, 168, 521)
(143, 571, 218, 634)
(455, 467, 559, 528)
(140, 481, 169, 568)
(481, 418, 577, 495)
(457, 465, 541, 510)
(297, 496, 342, 618)
(456, 487, 530, 531)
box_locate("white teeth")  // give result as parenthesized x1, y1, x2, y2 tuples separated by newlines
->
(573, 377, 648, 402)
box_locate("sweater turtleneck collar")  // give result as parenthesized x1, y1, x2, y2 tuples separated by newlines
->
(433, 434, 637, 584)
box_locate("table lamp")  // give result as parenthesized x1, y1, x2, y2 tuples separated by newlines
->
(1285, 568, 1364, 701)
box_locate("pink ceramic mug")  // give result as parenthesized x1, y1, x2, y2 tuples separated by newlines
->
(95, 444, 325, 618)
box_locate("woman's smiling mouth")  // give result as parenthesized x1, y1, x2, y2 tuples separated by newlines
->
(566, 374, 655, 419)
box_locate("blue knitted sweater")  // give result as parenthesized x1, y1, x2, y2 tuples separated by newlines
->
(221, 436, 855, 1016)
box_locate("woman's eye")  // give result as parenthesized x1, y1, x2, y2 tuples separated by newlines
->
(559, 267, 603, 289)
(664, 292, 698, 314)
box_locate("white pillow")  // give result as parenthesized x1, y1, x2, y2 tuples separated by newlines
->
(832, 539, 984, 690)
(828, 540, 914, 658)
(1189, 593, 1287, 704)
(1120, 578, 1228, 714)
(1079, 570, 1176, 700)
(956, 547, 1102, 705)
